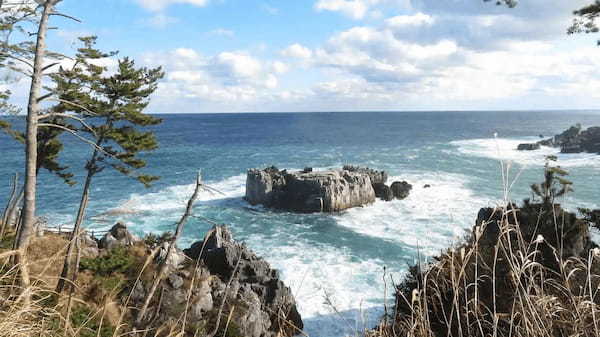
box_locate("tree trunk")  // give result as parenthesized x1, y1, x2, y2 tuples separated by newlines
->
(7, 189, 24, 229)
(15, 1, 56, 293)
(56, 169, 92, 293)
(1, 173, 19, 238)
(136, 172, 202, 326)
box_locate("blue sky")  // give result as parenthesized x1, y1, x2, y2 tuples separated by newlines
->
(7, 0, 600, 113)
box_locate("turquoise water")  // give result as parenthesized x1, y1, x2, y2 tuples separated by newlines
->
(1, 110, 600, 336)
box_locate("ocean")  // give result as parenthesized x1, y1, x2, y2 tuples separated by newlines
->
(1, 110, 600, 336)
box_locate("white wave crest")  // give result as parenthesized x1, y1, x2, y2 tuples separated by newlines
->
(450, 138, 600, 168)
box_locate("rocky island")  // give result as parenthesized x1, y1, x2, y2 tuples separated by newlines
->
(245, 166, 412, 212)
(517, 123, 600, 153)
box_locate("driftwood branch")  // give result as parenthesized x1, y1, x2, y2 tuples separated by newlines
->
(135, 172, 203, 326)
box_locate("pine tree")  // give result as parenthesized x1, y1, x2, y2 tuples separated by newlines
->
(53, 36, 164, 293)
(530, 155, 573, 205)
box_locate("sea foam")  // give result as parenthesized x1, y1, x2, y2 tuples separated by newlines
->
(450, 137, 600, 168)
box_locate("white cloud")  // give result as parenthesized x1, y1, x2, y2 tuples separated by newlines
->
(135, 0, 208, 11)
(140, 48, 292, 112)
(281, 43, 313, 59)
(206, 28, 235, 38)
(140, 14, 180, 28)
(385, 13, 434, 28)
(314, 0, 376, 19)
(271, 61, 289, 74)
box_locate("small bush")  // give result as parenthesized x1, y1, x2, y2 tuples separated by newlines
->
(80, 247, 133, 276)
(143, 231, 174, 249)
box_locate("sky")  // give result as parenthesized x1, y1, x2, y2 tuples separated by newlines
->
(6, 0, 600, 113)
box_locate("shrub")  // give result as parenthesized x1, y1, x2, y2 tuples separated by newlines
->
(80, 247, 134, 276)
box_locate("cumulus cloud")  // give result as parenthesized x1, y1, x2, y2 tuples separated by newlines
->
(385, 13, 434, 28)
(113, 0, 600, 112)
(281, 43, 313, 59)
(135, 0, 208, 11)
(140, 48, 292, 112)
(314, 0, 378, 19)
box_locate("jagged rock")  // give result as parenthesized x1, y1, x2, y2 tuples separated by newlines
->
(517, 143, 540, 151)
(343, 165, 388, 185)
(156, 241, 187, 270)
(245, 167, 376, 212)
(373, 183, 394, 201)
(390, 181, 412, 200)
(99, 222, 139, 250)
(424, 184, 431, 188)
(476, 202, 593, 261)
(80, 233, 100, 258)
(167, 273, 184, 289)
(536, 124, 600, 154)
(188, 278, 213, 320)
(538, 124, 582, 147)
(185, 225, 304, 336)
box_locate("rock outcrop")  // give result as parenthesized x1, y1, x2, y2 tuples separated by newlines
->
(476, 202, 594, 263)
(245, 166, 414, 209)
(373, 183, 394, 201)
(245, 167, 376, 212)
(184, 226, 303, 336)
(517, 143, 540, 151)
(342, 165, 388, 185)
(99, 222, 139, 250)
(390, 181, 412, 200)
(536, 124, 600, 154)
(91, 223, 305, 337)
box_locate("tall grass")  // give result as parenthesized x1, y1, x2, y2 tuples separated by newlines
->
(374, 159, 600, 337)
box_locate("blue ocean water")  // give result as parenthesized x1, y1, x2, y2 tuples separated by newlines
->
(1, 110, 600, 336)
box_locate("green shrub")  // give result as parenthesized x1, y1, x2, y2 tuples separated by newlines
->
(80, 247, 133, 276)
(143, 231, 174, 248)
(70, 305, 115, 337)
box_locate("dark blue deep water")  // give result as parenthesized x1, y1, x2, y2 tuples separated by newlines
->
(1, 110, 600, 336)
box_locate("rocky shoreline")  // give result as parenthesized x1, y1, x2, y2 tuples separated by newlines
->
(518, 123, 600, 153)
(32, 222, 304, 337)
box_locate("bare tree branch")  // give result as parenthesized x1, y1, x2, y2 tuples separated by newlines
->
(38, 122, 112, 157)
(37, 112, 97, 136)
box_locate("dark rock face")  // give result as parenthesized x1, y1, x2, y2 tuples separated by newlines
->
(373, 183, 394, 201)
(245, 166, 376, 212)
(476, 203, 594, 262)
(517, 143, 541, 151)
(390, 181, 412, 200)
(184, 226, 304, 336)
(537, 124, 600, 154)
(99, 222, 139, 250)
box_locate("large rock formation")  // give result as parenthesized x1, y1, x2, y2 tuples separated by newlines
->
(536, 124, 600, 154)
(390, 181, 412, 200)
(245, 167, 376, 212)
(83, 223, 303, 337)
(184, 226, 303, 336)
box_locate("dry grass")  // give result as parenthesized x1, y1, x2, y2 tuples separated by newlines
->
(0, 228, 302, 337)
(371, 198, 600, 337)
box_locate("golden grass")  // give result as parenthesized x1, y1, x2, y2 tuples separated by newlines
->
(371, 201, 600, 337)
